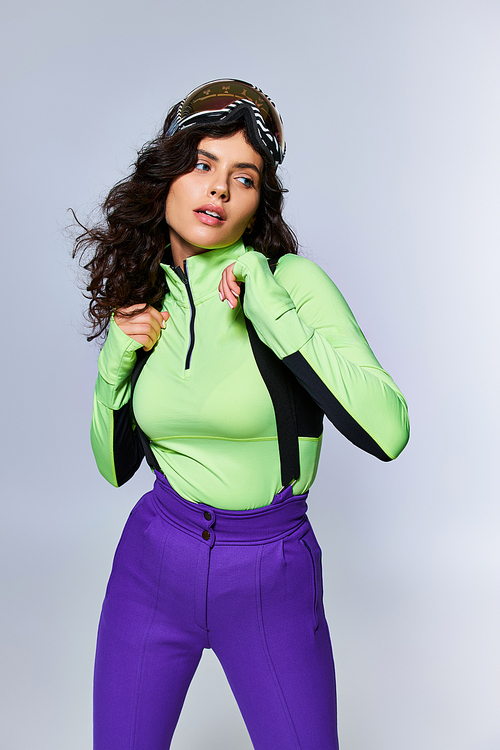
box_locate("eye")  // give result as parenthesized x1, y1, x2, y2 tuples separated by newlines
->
(195, 161, 210, 172)
(236, 176, 255, 188)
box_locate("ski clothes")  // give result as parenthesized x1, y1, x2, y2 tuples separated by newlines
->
(91, 240, 409, 749)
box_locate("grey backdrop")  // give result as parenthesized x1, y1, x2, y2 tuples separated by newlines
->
(2, 0, 499, 748)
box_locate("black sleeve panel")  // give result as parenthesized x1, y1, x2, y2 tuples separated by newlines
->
(112, 403, 146, 486)
(282, 351, 393, 462)
(111, 348, 163, 486)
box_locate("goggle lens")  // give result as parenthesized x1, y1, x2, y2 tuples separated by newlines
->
(178, 79, 285, 153)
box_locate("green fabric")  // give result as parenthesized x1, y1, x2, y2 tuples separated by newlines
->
(91, 241, 409, 509)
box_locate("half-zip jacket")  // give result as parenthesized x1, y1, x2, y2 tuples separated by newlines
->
(91, 241, 409, 510)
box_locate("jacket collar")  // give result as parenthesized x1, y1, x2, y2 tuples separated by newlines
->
(160, 239, 249, 306)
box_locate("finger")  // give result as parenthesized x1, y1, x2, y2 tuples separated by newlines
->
(228, 278, 241, 297)
(225, 264, 239, 294)
(219, 270, 228, 301)
(147, 306, 167, 329)
(123, 322, 158, 340)
(130, 317, 162, 339)
(142, 325, 160, 351)
(115, 302, 150, 317)
(224, 279, 241, 307)
(116, 304, 162, 326)
(115, 303, 143, 314)
(115, 322, 159, 351)
(226, 265, 242, 304)
(220, 272, 236, 308)
(148, 311, 169, 346)
(219, 266, 238, 308)
(149, 315, 163, 339)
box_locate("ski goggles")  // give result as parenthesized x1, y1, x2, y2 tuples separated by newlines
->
(168, 79, 286, 167)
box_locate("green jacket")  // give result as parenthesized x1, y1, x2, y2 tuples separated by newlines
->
(91, 241, 409, 509)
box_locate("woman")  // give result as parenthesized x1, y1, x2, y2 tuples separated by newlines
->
(76, 79, 409, 750)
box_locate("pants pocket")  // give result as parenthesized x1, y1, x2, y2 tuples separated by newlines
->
(300, 535, 322, 632)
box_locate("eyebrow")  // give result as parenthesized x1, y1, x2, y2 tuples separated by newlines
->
(197, 149, 262, 179)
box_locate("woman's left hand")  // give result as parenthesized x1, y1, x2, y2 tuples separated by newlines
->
(219, 263, 241, 309)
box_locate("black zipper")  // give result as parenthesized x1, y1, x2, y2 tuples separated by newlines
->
(173, 260, 196, 370)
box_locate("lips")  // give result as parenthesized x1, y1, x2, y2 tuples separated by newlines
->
(194, 203, 227, 224)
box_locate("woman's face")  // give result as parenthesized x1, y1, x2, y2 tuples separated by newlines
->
(165, 130, 263, 266)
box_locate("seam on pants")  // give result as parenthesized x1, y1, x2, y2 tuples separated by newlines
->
(194, 542, 210, 632)
(130, 524, 172, 750)
(255, 545, 302, 750)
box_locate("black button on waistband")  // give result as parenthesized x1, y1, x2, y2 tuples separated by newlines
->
(204, 511, 212, 521)
(202, 530, 210, 541)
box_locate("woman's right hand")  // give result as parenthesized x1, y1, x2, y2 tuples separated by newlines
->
(114, 304, 169, 351)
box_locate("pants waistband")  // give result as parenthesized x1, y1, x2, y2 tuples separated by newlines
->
(151, 472, 309, 548)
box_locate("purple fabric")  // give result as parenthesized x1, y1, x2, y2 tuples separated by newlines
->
(151, 471, 310, 546)
(94, 476, 339, 749)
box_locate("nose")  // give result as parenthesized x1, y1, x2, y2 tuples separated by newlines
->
(210, 188, 227, 199)
(209, 173, 229, 201)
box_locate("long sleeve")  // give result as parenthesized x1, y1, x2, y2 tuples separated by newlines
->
(232, 251, 409, 461)
(90, 320, 145, 486)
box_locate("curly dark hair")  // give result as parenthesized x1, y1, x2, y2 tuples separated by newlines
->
(73, 103, 298, 341)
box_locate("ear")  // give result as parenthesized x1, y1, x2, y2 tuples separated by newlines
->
(245, 216, 256, 234)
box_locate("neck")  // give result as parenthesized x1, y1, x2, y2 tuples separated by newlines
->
(170, 236, 247, 268)
(171, 243, 212, 268)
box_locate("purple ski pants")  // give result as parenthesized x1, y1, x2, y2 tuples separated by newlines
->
(94, 473, 339, 749)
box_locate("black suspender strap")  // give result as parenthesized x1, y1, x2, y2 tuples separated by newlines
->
(243, 312, 300, 488)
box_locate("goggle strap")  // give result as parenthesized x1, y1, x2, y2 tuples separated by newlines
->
(176, 100, 283, 166)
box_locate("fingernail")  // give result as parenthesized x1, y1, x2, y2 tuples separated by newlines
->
(162, 319, 166, 328)
(226, 299, 233, 309)
(219, 291, 223, 301)
(231, 289, 239, 297)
